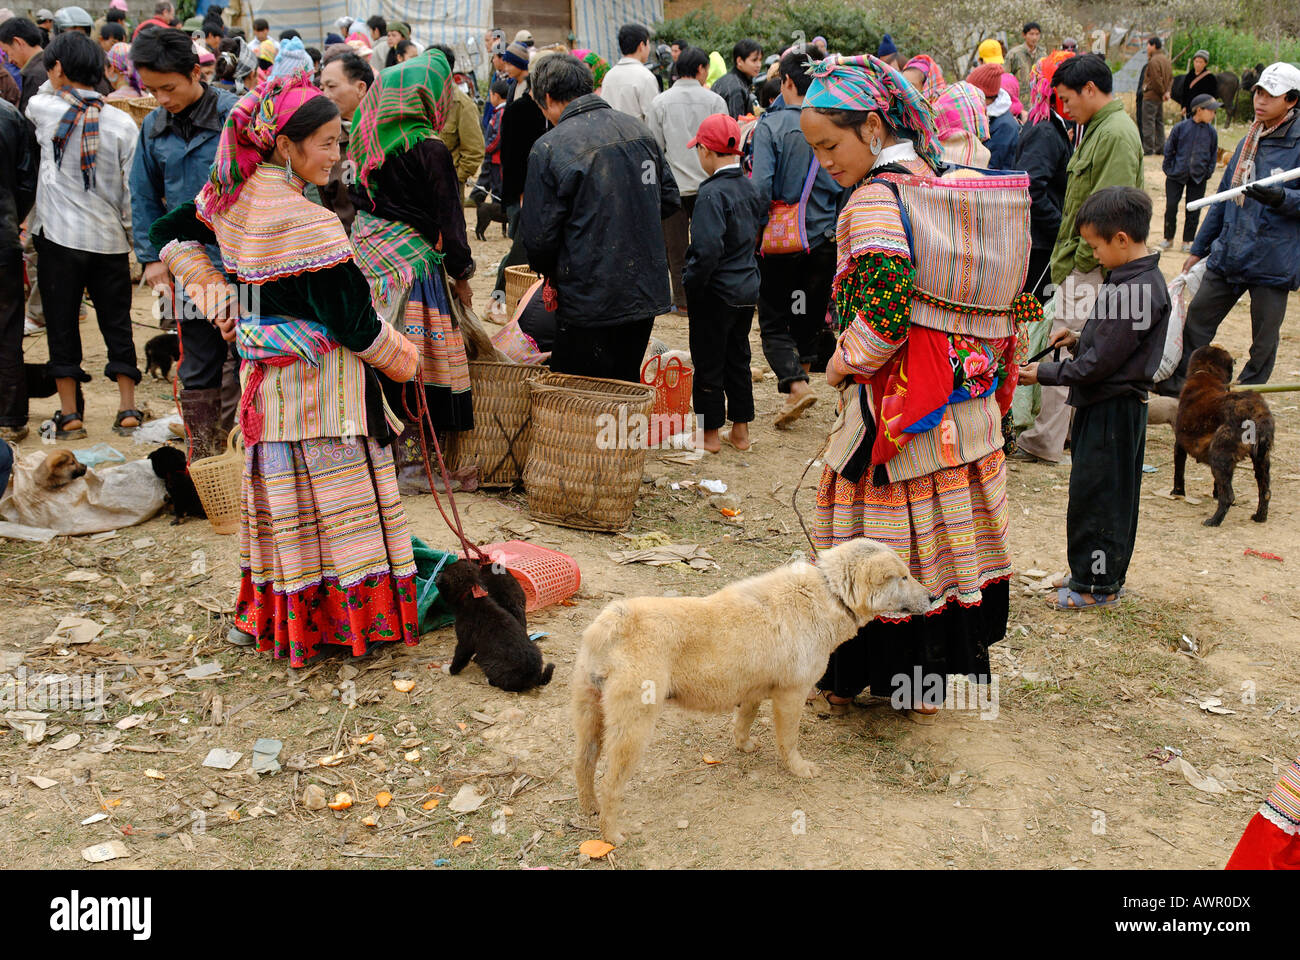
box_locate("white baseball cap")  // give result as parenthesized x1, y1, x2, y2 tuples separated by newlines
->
(1255, 62, 1300, 97)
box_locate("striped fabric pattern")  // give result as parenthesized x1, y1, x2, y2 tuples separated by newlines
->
(351, 208, 444, 310)
(234, 435, 419, 667)
(876, 167, 1032, 339)
(405, 271, 471, 394)
(356, 321, 421, 383)
(205, 165, 355, 284)
(1262, 757, 1300, 836)
(241, 344, 375, 443)
(572, 0, 665, 66)
(814, 450, 1012, 614)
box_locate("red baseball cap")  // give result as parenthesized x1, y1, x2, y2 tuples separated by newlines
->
(687, 113, 743, 155)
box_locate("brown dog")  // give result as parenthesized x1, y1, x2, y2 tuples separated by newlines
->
(33, 449, 87, 490)
(572, 539, 932, 844)
(1171, 345, 1273, 526)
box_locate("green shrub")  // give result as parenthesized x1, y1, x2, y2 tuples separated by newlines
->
(1168, 26, 1300, 73)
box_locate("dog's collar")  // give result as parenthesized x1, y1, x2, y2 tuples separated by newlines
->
(817, 564, 859, 624)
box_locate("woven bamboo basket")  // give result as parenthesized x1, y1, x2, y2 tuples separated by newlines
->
(116, 95, 159, 128)
(188, 426, 243, 535)
(445, 361, 545, 487)
(523, 373, 656, 532)
(503, 265, 540, 316)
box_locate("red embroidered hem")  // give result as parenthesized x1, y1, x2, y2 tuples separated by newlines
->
(1225, 812, 1300, 870)
(233, 570, 420, 668)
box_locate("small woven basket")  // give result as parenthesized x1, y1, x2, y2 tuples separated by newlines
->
(523, 373, 656, 532)
(114, 95, 159, 128)
(445, 361, 545, 487)
(188, 426, 243, 536)
(503, 265, 540, 316)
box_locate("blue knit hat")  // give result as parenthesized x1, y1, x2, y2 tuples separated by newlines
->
(876, 34, 898, 58)
(270, 36, 313, 78)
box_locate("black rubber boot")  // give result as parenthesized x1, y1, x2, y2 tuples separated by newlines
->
(179, 387, 224, 462)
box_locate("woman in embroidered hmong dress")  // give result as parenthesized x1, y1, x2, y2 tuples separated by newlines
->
(347, 49, 475, 457)
(1226, 753, 1300, 869)
(149, 73, 423, 667)
(798, 55, 1026, 720)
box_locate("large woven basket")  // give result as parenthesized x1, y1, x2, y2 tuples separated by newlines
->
(503, 265, 540, 316)
(105, 95, 159, 128)
(523, 373, 656, 532)
(188, 426, 243, 536)
(446, 361, 545, 487)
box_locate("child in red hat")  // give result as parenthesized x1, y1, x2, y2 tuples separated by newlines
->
(683, 114, 765, 452)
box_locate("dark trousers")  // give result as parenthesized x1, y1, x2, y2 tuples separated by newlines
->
(1139, 98, 1165, 154)
(35, 233, 139, 383)
(492, 202, 527, 297)
(176, 315, 233, 391)
(549, 316, 655, 384)
(685, 283, 755, 430)
(1167, 270, 1290, 391)
(0, 251, 25, 426)
(757, 239, 836, 392)
(663, 193, 696, 311)
(1023, 246, 1055, 303)
(1067, 394, 1146, 595)
(1164, 178, 1207, 242)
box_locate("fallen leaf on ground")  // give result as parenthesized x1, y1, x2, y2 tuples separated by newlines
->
(579, 839, 614, 859)
(1176, 757, 1226, 794)
(48, 733, 80, 751)
(448, 784, 486, 813)
(453, 835, 472, 847)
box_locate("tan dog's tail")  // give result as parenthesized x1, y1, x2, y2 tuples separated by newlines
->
(572, 659, 604, 815)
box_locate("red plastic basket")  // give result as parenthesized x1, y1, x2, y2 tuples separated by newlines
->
(640, 354, 693, 446)
(462, 540, 580, 612)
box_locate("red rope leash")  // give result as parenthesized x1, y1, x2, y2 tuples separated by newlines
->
(399, 375, 486, 563)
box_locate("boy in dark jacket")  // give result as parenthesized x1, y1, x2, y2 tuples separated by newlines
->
(1019, 186, 1170, 610)
(682, 113, 763, 452)
(1160, 93, 1219, 252)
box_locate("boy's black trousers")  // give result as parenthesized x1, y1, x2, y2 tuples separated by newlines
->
(1067, 393, 1147, 596)
(685, 283, 755, 431)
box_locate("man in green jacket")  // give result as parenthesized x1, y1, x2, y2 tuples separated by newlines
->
(1015, 54, 1143, 464)
(431, 44, 485, 199)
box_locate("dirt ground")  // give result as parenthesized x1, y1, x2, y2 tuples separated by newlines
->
(2, 148, 1298, 871)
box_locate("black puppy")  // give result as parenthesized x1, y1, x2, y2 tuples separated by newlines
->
(474, 198, 508, 242)
(144, 333, 181, 381)
(24, 363, 84, 414)
(437, 560, 552, 692)
(478, 560, 527, 627)
(147, 444, 206, 523)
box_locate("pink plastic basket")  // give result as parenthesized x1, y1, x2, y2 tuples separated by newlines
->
(462, 540, 580, 612)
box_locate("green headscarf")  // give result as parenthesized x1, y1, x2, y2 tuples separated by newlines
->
(348, 49, 453, 199)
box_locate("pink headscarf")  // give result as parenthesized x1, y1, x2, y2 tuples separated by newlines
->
(197, 73, 327, 221)
(1026, 49, 1075, 125)
(903, 54, 947, 102)
(932, 80, 989, 142)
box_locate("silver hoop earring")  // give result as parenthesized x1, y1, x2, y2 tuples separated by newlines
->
(869, 135, 882, 156)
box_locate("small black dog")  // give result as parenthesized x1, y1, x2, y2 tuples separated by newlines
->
(437, 559, 552, 692)
(474, 199, 508, 242)
(144, 333, 181, 381)
(478, 561, 527, 627)
(24, 363, 84, 414)
(147, 444, 206, 523)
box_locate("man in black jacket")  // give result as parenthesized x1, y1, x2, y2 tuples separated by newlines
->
(521, 53, 680, 383)
(711, 38, 762, 120)
(0, 95, 37, 441)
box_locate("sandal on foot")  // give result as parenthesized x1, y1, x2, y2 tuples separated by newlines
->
(1051, 574, 1124, 597)
(1047, 586, 1119, 611)
(774, 392, 816, 429)
(806, 690, 852, 716)
(113, 409, 144, 436)
(52, 410, 86, 440)
(907, 707, 940, 725)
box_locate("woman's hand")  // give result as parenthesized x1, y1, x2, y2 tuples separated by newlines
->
(144, 260, 173, 294)
(453, 277, 473, 310)
(1018, 362, 1038, 385)
(1048, 327, 1078, 351)
(1181, 253, 1201, 274)
(826, 351, 849, 388)
(215, 315, 237, 343)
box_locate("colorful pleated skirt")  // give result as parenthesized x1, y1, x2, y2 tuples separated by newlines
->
(1226, 756, 1300, 869)
(399, 269, 473, 432)
(232, 436, 420, 667)
(813, 450, 1012, 700)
